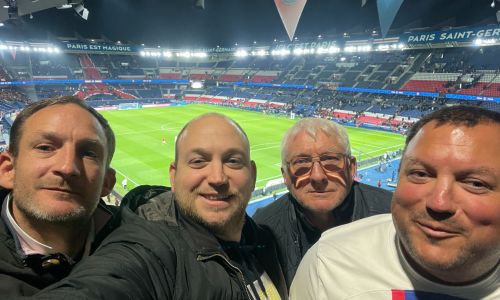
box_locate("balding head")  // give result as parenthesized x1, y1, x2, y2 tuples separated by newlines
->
(169, 113, 256, 242)
(174, 113, 250, 165)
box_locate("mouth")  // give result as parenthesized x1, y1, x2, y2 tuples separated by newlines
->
(200, 194, 232, 201)
(416, 221, 459, 239)
(43, 187, 78, 195)
(307, 190, 334, 195)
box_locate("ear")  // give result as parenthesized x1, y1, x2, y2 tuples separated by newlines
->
(281, 166, 292, 190)
(100, 168, 117, 197)
(250, 160, 257, 191)
(0, 152, 15, 189)
(348, 156, 357, 179)
(169, 163, 176, 192)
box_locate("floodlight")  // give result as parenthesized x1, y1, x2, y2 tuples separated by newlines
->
(328, 46, 340, 53)
(194, 52, 207, 58)
(316, 47, 327, 54)
(344, 46, 356, 53)
(235, 50, 248, 57)
(57, 4, 72, 9)
(280, 49, 290, 56)
(293, 48, 304, 55)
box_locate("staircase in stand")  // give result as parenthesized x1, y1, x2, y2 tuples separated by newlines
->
(76, 54, 137, 100)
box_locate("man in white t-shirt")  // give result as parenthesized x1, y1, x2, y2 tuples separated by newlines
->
(290, 105, 500, 299)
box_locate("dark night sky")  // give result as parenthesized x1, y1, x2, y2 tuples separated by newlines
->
(1, 0, 498, 48)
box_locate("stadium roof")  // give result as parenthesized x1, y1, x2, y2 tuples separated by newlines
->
(1, 0, 498, 48)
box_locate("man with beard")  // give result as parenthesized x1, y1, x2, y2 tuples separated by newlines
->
(290, 105, 500, 299)
(29, 113, 287, 300)
(253, 118, 392, 287)
(0, 96, 117, 296)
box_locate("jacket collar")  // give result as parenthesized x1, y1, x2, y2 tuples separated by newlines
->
(136, 189, 261, 256)
(289, 181, 357, 230)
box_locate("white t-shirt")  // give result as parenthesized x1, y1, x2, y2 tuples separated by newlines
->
(290, 214, 500, 300)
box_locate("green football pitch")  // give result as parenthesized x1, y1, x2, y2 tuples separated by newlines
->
(101, 104, 405, 196)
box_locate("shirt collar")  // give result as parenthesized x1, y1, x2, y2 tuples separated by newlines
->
(1, 192, 95, 258)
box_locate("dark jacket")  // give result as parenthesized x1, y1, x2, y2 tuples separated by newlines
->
(32, 185, 287, 300)
(253, 181, 392, 287)
(0, 189, 117, 297)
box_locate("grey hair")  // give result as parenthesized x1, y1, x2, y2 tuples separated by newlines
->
(281, 118, 351, 166)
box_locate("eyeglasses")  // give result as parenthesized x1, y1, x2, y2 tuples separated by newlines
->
(287, 152, 349, 178)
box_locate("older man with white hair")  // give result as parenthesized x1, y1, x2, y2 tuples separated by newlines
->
(253, 118, 392, 287)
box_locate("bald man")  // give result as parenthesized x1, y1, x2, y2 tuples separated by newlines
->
(31, 113, 287, 300)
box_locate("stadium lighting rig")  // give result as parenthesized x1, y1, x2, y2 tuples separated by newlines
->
(235, 50, 249, 57)
(474, 38, 498, 46)
(140, 49, 206, 58)
(0, 42, 60, 54)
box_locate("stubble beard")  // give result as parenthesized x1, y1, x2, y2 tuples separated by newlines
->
(394, 213, 478, 278)
(12, 185, 90, 224)
(175, 189, 248, 238)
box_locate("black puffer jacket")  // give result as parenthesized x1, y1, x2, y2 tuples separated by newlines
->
(0, 189, 117, 297)
(253, 181, 392, 288)
(29, 185, 287, 300)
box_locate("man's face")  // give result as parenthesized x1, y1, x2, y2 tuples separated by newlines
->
(0, 104, 116, 223)
(170, 116, 256, 239)
(392, 122, 500, 283)
(282, 129, 356, 214)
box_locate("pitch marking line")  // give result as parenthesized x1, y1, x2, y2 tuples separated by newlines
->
(114, 168, 140, 186)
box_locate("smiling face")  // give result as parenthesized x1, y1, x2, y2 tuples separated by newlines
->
(392, 121, 500, 283)
(0, 104, 116, 224)
(170, 115, 256, 241)
(282, 129, 356, 214)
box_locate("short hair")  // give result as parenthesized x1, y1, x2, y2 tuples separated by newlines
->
(281, 118, 351, 166)
(173, 113, 250, 164)
(9, 96, 116, 167)
(405, 105, 500, 147)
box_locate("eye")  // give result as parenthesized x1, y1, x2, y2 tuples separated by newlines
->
(407, 170, 430, 183)
(188, 157, 208, 168)
(292, 157, 310, 165)
(462, 179, 491, 193)
(34, 144, 54, 152)
(226, 157, 244, 168)
(322, 154, 342, 161)
(82, 150, 98, 159)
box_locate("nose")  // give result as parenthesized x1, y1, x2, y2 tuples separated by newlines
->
(309, 160, 328, 183)
(425, 178, 456, 218)
(53, 147, 81, 178)
(207, 161, 228, 187)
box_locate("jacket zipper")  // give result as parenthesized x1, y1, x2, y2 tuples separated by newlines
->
(197, 253, 253, 300)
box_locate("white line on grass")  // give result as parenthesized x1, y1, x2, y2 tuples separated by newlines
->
(250, 142, 281, 149)
(355, 144, 404, 156)
(251, 145, 281, 152)
(350, 130, 404, 140)
(114, 168, 140, 186)
(256, 175, 284, 183)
